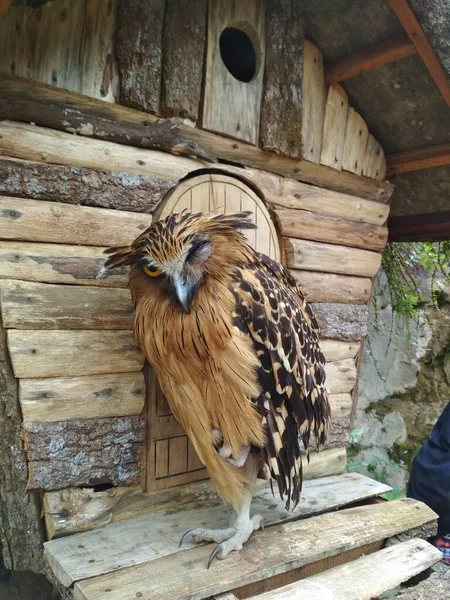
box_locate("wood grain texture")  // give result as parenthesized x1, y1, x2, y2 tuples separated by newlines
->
(7, 330, 144, 378)
(302, 41, 326, 163)
(247, 539, 441, 600)
(0, 157, 176, 214)
(320, 84, 349, 170)
(23, 416, 145, 490)
(325, 359, 357, 394)
(0, 241, 128, 288)
(320, 340, 360, 362)
(386, 142, 450, 176)
(313, 304, 368, 341)
(342, 108, 369, 175)
(292, 270, 372, 304)
(116, 0, 165, 114)
(259, 0, 304, 157)
(202, 0, 265, 143)
(273, 207, 388, 251)
(71, 499, 434, 599)
(45, 473, 391, 587)
(19, 373, 145, 423)
(161, 0, 207, 121)
(0, 197, 150, 246)
(363, 134, 387, 180)
(285, 238, 382, 278)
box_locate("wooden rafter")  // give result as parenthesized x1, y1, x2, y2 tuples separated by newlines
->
(0, 0, 11, 18)
(386, 142, 450, 175)
(325, 34, 416, 84)
(389, 211, 450, 242)
(388, 0, 450, 106)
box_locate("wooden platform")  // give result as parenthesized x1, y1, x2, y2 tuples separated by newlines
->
(43, 473, 440, 600)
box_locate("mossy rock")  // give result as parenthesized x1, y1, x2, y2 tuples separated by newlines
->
(390, 441, 422, 472)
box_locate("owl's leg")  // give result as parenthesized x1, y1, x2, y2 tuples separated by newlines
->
(179, 452, 263, 568)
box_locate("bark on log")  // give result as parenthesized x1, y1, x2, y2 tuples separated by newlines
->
(161, 0, 207, 121)
(0, 157, 175, 213)
(23, 416, 146, 490)
(116, 0, 165, 114)
(0, 317, 45, 572)
(260, 0, 304, 157)
(313, 304, 369, 341)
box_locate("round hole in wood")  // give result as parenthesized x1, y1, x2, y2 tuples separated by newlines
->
(219, 27, 256, 83)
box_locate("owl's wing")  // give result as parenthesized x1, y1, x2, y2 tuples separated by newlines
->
(231, 253, 330, 510)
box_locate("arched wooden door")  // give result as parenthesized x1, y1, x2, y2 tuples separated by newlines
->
(144, 173, 280, 491)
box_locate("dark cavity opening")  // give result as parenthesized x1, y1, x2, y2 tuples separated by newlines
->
(219, 27, 256, 83)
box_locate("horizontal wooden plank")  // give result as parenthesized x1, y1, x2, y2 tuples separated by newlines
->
(269, 179, 390, 226)
(70, 498, 434, 599)
(285, 238, 382, 278)
(247, 538, 442, 600)
(386, 141, 450, 176)
(23, 416, 146, 490)
(0, 242, 128, 287)
(0, 197, 151, 246)
(325, 358, 357, 394)
(44, 447, 347, 539)
(7, 330, 144, 378)
(317, 340, 360, 362)
(389, 210, 450, 242)
(19, 373, 145, 423)
(274, 207, 388, 251)
(45, 473, 391, 587)
(292, 270, 372, 304)
(314, 303, 368, 341)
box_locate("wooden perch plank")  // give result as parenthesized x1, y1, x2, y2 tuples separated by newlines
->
(314, 304, 368, 342)
(292, 270, 372, 304)
(342, 108, 369, 175)
(0, 75, 394, 201)
(116, 0, 165, 114)
(161, 0, 207, 121)
(247, 538, 442, 600)
(302, 41, 326, 163)
(285, 238, 382, 278)
(386, 142, 450, 175)
(388, 0, 450, 106)
(0, 197, 149, 246)
(320, 84, 349, 170)
(71, 498, 434, 598)
(19, 373, 145, 423)
(0, 157, 175, 214)
(24, 416, 145, 490)
(260, 0, 304, 157)
(46, 473, 391, 587)
(273, 207, 388, 251)
(325, 34, 417, 84)
(363, 135, 386, 180)
(325, 358, 357, 394)
(7, 330, 144, 378)
(0, 281, 133, 330)
(0, 242, 128, 288)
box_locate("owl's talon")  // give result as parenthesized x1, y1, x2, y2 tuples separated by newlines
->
(207, 543, 225, 569)
(179, 529, 196, 547)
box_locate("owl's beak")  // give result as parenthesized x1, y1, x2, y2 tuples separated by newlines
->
(174, 276, 196, 313)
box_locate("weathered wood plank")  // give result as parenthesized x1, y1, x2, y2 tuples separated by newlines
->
(43, 447, 347, 539)
(274, 207, 388, 251)
(247, 539, 442, 600)
(0, 281, 133, 330)
(202, 0, 265, 144)
(0, 197, 150, 246)
(70, 498, 434, 598)
(7, 330, 143, 378)
(320, 84, 349, 170)
(115, 0, 165, 114)
(0, 242, 128, 288)
(292, 270, 372, 304)
(19, 373, 145, 423)
(0, 157, 175, 214)
(45, 473, 391, 587)
(302, 41, 326, 163)
(23, 416, 145, 491)
(342, 108, 369, 176)
(160, 0, 207, 121)
(285, 238, 382, 278)
(325, 358, 357, 394)
(0, 75, 394, 201)
(259, 0, 304, 157)
(314, 304, 368, 341)
(362, 134, 387, 180)
(320, 340, 360, 362)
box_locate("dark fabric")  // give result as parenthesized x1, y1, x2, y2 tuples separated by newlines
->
(407, 402, 450, 536)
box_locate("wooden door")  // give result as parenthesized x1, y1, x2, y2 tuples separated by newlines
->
(143, 173, 280, 491)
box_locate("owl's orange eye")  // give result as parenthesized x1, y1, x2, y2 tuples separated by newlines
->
(143, 264, 162, 278)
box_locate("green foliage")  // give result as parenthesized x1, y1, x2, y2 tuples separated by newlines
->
(381, 241, 450, 319)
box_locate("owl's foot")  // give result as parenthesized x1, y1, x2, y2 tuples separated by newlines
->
(179, 513, 263, 568)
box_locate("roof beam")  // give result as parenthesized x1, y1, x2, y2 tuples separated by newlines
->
(386, 142, 450, 176)
(0, 0, 11, 18)
(389, 211, 450, 242)
(388, 0, 450, 106)
(325, 34, 416, 84)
